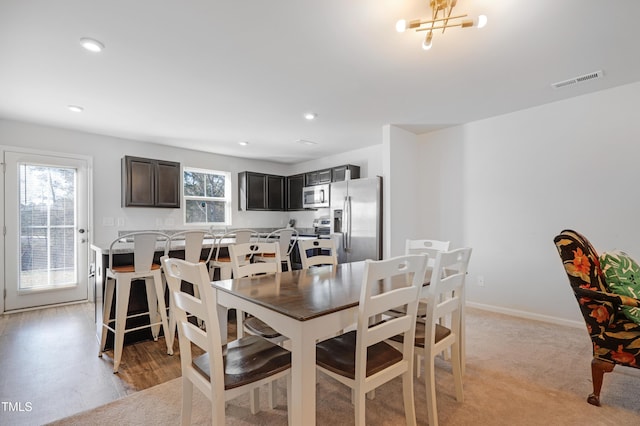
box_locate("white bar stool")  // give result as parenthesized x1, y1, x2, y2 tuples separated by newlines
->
(99, 231, 172, 372)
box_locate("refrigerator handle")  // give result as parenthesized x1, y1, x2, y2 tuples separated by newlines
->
(342, 196, 348, 249)
(346, 195, 352, 250)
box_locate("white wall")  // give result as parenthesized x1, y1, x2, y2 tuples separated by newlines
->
(0, 119, 294, 248)
(416, 126, 465, 248)
(383, 125, 421, 258)
(414, 81, 640, 325)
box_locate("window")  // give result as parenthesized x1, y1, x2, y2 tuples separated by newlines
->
(183, 167, 231, 225)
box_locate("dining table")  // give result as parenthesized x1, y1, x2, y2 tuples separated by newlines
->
(212, 261, 370, 425)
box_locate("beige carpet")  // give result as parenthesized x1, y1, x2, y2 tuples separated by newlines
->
(48, 308, 640, 425)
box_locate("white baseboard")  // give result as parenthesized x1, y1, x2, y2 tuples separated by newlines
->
(466, 301, 584, 329)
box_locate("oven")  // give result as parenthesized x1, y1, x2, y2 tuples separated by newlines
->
(313, 217, 331, 238)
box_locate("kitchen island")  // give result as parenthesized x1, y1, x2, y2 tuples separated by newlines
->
(90, 229, 317, 347)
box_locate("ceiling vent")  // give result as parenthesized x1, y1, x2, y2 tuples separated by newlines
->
(551, 70, 604, 89)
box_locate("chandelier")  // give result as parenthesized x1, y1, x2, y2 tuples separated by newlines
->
(396, 0, 487, 50)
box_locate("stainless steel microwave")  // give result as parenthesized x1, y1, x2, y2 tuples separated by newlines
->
(302, 184, 330, 209)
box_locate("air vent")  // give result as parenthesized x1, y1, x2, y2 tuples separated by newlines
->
(551, 70, 604, 89)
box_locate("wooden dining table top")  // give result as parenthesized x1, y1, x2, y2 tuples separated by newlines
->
(212, 260, 430, 322)
(212, 261, 364, 321)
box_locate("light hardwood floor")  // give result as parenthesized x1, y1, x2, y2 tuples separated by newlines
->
(0, 302, 214, 425)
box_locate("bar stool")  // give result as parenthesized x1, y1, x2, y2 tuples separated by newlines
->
(99, 231, 172, 372)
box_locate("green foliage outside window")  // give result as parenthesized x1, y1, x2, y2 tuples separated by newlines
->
(183, 168, 231, 225)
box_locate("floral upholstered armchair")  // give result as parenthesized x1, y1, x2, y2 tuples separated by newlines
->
(554, 229, 640, 406)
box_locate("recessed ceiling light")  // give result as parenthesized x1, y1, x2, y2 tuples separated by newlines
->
(304, 112, 317, 120)
(296, 139, 317, 146)
(238, 141, 249, 146)
(67, 105, 84, 113)
(80, 37, 105, 53)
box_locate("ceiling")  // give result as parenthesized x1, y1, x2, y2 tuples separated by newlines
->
(1, 0, 639, 164)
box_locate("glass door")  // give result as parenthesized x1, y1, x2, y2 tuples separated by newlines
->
(3, 151, 89, 311)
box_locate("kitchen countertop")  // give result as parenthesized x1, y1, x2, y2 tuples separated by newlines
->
(91, 232, 319, 255)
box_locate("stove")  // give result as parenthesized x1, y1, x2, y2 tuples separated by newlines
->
(312, 217, 331, 237)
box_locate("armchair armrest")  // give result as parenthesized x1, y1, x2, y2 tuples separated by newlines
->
(574, 287, 640, 308)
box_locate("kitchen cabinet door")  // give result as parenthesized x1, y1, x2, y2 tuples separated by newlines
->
(239, 171, 285, 211)
(286, 174, 305, 211)
(155, 161, 181, 207)
(317, 168, 332, 184)
(122, 156, 181, 208)
(267, 175, 284, 210)
(332, 164, 360, 182)
(305, 168, 332, 186)
(246, 172, 267, 210)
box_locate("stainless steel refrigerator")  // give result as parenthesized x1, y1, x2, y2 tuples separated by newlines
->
(330, 176, 382, 263)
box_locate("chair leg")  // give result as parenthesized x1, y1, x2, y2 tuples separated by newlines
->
(415, 353, 422, 378)
(145, 278, 161, 340)
(249, 387, 260, 414)
(151, 273, 172, 355)
(237, 310, 245, 338)
(451, 341, 464, 402)
(269, 380, 277, 409)
(588, 358, 615, 406)
(182, 376, 193, 426)
(113, 278, 132, 373)
(460, 288, 466, 375)
(354, 389, 366, 426)
(286, 373, 292, 426)
(167, 290, 176, 354)
(425, 354, 439, 426)
(99, 278, 115, 355)
(402, 369, 417, 426)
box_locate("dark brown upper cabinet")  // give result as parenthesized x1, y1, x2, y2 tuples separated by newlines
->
(331, 164, 360, 182)
(238, 172, 284, 211)
(122, 156, 181, 208)
(305, 168, 332, 186)
(286, 174, 305, 211)
(304, 164, 360, 186)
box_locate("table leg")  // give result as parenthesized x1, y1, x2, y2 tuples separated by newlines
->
(217, 305, 228, 344)
(290, 329, 317, 425)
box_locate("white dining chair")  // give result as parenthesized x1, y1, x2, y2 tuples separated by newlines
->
(389, 248, 472, 426)
(99, 231, 172, 372)
(405, 239, 450, 269)
(254, 228, 299, 272)
(298, 238, 338, 269)
(208, 228, 258, 281)
(315, 254, 429, 425)
(229, 241, 286, 409)
(161, 256, 292, 425)
(405, 238, 458, 374)
(163, 229, 215, 351)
